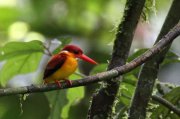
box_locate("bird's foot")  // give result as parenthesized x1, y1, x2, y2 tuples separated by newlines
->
(54, 80, 61, 88)
(64, 79, 72, 86)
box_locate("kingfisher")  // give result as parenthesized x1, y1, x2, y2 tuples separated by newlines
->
(43, 45, 97, 87)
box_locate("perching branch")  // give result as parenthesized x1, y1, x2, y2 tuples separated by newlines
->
(152, 95, 180, 116)
(0, 23, 180, 97)
(129, 0, 180, 118)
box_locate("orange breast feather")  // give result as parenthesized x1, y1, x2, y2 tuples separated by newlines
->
(44, 54, 78, 82)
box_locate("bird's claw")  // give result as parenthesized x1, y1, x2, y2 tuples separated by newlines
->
(54, 80, 61, 88)
(64, 79, 72, 86)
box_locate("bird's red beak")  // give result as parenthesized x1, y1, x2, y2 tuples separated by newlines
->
(78, 54, 98, 65)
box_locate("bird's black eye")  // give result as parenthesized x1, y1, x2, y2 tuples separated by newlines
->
(74, 50, 79, 54)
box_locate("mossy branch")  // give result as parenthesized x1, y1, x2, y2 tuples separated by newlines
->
(152, 95, 180, 116)
(0, 23, 180, 97)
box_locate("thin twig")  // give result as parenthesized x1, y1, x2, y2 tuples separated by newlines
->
(43, 41, 53, 56)
(74, 72, 87, 78)
(152, 95, 180, 116)
(0, 23, 179, 97)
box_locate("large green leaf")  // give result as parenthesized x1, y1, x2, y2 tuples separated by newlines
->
(114, 82, 136, 119)
(0, 52, 43, 86)
(0, 40, 44, 61)
(151, 87, 180, 118)
(119, 82, 135, 106)
(0, 40, 44, 86)
(61, 73, 84, 119)
(61, 87, 85, 119)
(123, 74, 137, 86)
(45, 90, 68, 119)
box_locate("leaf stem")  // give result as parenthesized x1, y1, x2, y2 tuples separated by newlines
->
(43, 42, 53, 56)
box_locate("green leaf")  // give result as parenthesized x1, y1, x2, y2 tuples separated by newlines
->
(123, 74, 137, 86)
(61, 87, 84, 119)
(45, 91, 68, 119)
(71, 70, 83, 80)
(126, 49, 148, 77)
(0, 40, 44, 86)
(53, 37, 72, 54)
(0, 40, 44, 61)
(61, 73, 85, 118)
(119, 96, 131, 106)
(120, 82, 135, 106)
(90, 63, 108, 75)
(151, 87, 180, 118)
(128, 48, 148, 62)
(0, 52, 43, 86)
(142, 0, 157, 21)
(161, 51, 180, 66)
(115, 82, 136, 118)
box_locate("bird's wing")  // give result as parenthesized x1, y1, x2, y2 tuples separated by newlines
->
(43, 54, 66, 79)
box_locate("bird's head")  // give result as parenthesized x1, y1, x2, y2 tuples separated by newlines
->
(61, 45, 97, 64)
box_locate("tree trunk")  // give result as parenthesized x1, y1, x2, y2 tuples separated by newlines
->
(88, 0, 146, 118)
(129, 0, 180, 118)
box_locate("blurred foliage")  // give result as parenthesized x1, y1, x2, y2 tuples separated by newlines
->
(142, 0, 157, 21)
(0, 40, 44, 86)
(45, 90, 68, 119)
(0, 0, 179, 119)
(0, 94, 50, 119)
(0, 96, 21, 119)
